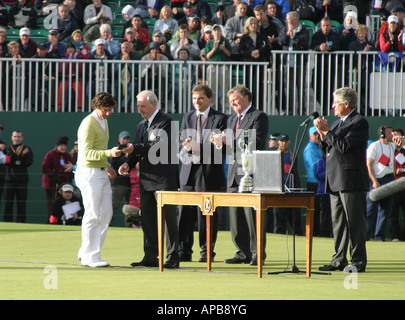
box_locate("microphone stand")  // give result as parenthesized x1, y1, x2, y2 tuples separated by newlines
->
(268, 122, 330, 276)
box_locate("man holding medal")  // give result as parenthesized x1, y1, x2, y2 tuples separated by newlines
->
(3, 130, 34, 223)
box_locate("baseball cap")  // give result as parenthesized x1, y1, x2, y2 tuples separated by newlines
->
(20, 27, 30, 36)
(388, 15, 399, 24)
(119, 131, 131, 139)
(61, 184, 74, 192)
(94, 38, 105, 46)
(277, 134, 290, 141)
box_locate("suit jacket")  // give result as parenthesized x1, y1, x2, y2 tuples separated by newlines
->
(179, 108, 228, 190)
(227, 106, 269, 187)
(127, 110, 179, 192)
(320, 110, 369, 193)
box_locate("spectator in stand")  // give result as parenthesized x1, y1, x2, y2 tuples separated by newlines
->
(64, 0, 84, 30)
(224, 0, 249, 59)
(133, 0, 165, 19)
(67, 29, 91, 59)
(144, 29, 173, 59)
(154, 5, 179, 42)
(171, 14, 200, 40)
(46, 29, 66, 57)
(390, 128, 405, 241)
(34, 0, 63, 17)
(55, 3, 80, 43)
(254, 4, 280, 50)
(123, 27, 145, 58)
(188, 0, 212, 20)
(0, 0, 8, 27)
(83, 0, 113, 32)
(41, 136, 76, 220)
(128, 14, 150, 47)
(0, 27, 7, 56)
(17, 27, 37, 58)
(173, 1, 196, 25)
(87, 39, 113, 96)
(271, 0, 289, 22)
(7, 0, 37, 29)
(335, 10, 359, 50)
(205, 24, 231, 109)
(49, 183, 83, 225)
(221, 0, 253, 25)
(212, 4, 224, 25)
(170, 23, 201, 60)
(265, 1, 285, 31)
(90, 23, 120, 57)
(379, 14, 405, 53)
(83, 16, 110, 43)
(122, 4, 136, 29)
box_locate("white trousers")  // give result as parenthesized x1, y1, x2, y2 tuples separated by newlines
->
(76, 167, 113, 264)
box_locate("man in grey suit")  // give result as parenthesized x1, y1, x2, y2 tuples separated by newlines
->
(212, 84, 268, 265)
(178, 84, 228, 262)
(314, 87, 369, 273)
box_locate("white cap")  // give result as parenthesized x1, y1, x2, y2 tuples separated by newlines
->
(61, 184, 74, 192)
(346, 11, 358, 20)
(388, 15, 399, 24)
(204, 25, 213, 33)
(20, 27, 30, 36)
(94, 38, 105, 46)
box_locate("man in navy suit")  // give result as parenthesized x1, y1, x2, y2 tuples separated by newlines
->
(314, 87, 369, 273)
(212, 84, 269, 265)
(118, 90, 180, 268)
(178, 84, 228, 262)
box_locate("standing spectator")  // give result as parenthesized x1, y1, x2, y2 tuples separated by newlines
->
(83, 0, 113, 32)
(41, 135, 76, 221)
(265, 1, 285, 31)
(46, 29, 66, 57)
(177, 84, 227, 262)
(3, 130, 34, 223)
(118, 90, 180, 269)
(205, 24, 232, 109)
(390, 127, 405, 241)
(17, 27, 37, 58)
(315, 87, 369, 273)
(303, 126, 324, 236)
(170, 23, 200, 60)
(55, 3, 80, 43)
(7, 0, 37, 29)
(76, 92, 122, 268)
(366, 126, 396, 241)
(273, 134, 302, 235)
(224, 0, 249, 59)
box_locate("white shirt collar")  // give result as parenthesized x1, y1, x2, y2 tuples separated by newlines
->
(145, 108, 160, 128)
(91, 110, 106, 131)
(195, 106, 211, 119)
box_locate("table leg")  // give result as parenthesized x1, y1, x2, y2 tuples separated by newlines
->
(256, 209, 265, 278)
(206, 214, 213, 271)
(305, 208, 314, 277)
(158, 205, 166, 272)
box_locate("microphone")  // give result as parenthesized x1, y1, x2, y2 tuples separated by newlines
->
(122, 205, 141, 217)
(300, 112, 320, 127)
(369, 177, 405, 202)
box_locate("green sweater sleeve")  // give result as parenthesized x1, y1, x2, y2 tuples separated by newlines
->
(77, 114, 111, 168)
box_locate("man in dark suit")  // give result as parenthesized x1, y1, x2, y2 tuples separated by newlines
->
(178, 84, 228, 262)
(118, 90, 180, 268)
(314, 87, 369, 273)
(212, 84, 269, 265)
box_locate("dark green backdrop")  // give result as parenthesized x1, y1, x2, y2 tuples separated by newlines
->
(0, 111, 403, 226)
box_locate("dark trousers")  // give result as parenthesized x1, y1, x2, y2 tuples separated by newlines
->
(140, 189, 178, 261)
(389, 189, 405, 240)
(3, 181, 28, 223)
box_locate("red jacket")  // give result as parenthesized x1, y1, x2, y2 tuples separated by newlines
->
(41, 148, 76, 189)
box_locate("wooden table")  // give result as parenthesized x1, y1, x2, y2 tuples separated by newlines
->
(156, 191, 314, 278)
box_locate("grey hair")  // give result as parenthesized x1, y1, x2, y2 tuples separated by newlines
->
(333, 87, 357, 109)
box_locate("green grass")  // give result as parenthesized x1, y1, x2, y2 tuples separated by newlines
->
(1, 222, 405, 300)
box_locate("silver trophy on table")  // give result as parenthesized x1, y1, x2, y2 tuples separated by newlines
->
(238, 130, 254, 193)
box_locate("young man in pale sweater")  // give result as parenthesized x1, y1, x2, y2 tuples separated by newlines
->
(76, 92, 122, 267)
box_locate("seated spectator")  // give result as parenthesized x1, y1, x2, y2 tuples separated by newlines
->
(0, 0, 8, 27)
(224, 0, 249, 59)
(170, 23, 200, 60)
(58, 43, 84, 110)
(67, 29, 90, 59)
(154, 5, 179, 42)
(171, 14, 200, 40)
(46, 29, 66, 58)
(0, 27, 8, 56)
(133, 0, 165, 19)
(173, 47, 196, 109)
(123, 27, 145, 58)
(188, 0, 212, 20)
(212, 4, 224, 25)
(128, 14, 150, 47)
(378, 14, 405, 53)
(144, 29, 173, 59)
(90, 23, 120, 57)
(83, 0, 113, 32)
(7, 0, 37, 29)
(17, 27, 37, 57)
(173, 1, 196, 25)
(349, 24, 375, 52)
(56, 3, 80, 43)
(49, 183, 84, 225)
(83, 16, 110, 43)
(64, 0, 84, 29)
(335, 10, 359, 50)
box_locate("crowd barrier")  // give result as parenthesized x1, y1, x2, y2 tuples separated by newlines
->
(1, 50, 404, 116)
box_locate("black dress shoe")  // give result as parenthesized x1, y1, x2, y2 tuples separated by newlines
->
(318, 264, 347, 272)
(179, 253, 192, 262)
(163, 260, 179, 269)
(130, 258, 159, 267)
(224, 257, 250, 264)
